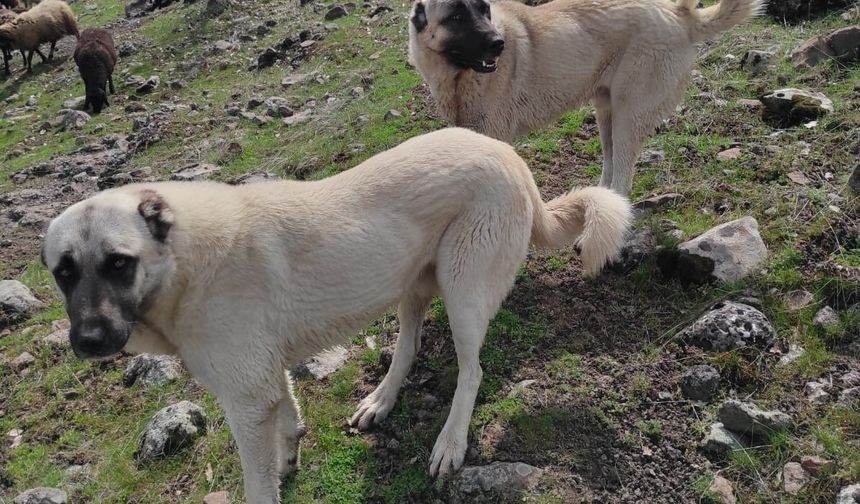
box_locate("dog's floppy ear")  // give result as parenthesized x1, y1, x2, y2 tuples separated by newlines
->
(138, 189, 174, 242)
(412, 1, 427, 32)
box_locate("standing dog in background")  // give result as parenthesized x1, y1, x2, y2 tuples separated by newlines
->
(409, 0, 763, 195)
(42, 129, 630, 503)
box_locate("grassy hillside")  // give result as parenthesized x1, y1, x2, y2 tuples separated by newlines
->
(1, 0, 858, 502)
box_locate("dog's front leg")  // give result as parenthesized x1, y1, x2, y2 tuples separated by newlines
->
(276, 371, 306, 478)
(222, 399, 281, 504)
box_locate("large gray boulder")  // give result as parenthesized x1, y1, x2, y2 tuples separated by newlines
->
(135, 401, 206, 461)
(718, 400, 792, 438)
(676, 217, 767, 283)
(13, 488, 67, 504)
(675, 302, 776, 352)
(124, 354, 183, 387)
(0, 280, 44, 322)
(452, 462, 542, 502)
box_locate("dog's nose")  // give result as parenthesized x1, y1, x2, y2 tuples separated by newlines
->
(74, 322, 107, 355)
(489, 37, 504, 56)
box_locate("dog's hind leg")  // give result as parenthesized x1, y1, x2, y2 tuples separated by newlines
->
(222, 397, 281, 504)
(428, 211, 529, 476)
(595, 86, 614, 188)
(351, 276, 435, 430)
(276, 371, 306, 478)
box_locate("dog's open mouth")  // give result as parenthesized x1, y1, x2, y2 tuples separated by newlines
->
(447, 51, 499, 73)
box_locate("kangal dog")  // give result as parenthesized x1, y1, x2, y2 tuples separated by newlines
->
(408, 0, 763, 194)
(42, 128, 631, 503)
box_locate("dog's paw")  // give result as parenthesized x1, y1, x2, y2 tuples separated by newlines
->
(349, 388, 396, 430)
(428, 427, 467, 477)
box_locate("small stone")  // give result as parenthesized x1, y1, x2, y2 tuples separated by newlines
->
(213, 40, 235, 51)
(1, 280, 44, 321)
(632, 193, 684, 215)
(136, 75, 160, 94)
(350, 86, 363, 98)
(718, 400, 792, 438)
(63, 96, 86, 109)
(59, 109, 91, 131)
(203, 491, 229, 504)
(740, 49, 774, 74)
(702, 422, 744, 457)
(839, 387, 860, 406)
(325, 5, 348, 20)
(296, 346, 349, 380)
(813, 306, 839, 328)
(783, 462, 809, 495)
(64, 464, 90, 480)
(239, 111, 271, 126)
(386, 438, 400, 450)
(804, 381, 830, 403)
(778, 344, 805, 366)
(263, 96, 294, 118)
(837, 483, 860, 504)
(13, 488, 67, 504)
(124, 354, 183, 387)
(170, 163, 222, 181)
(738, 98, 762, 108)
(680, 365, 720, 401)
(11, 352, 35, 371)
(760, 88, 833, 126)
(453, 462, 542, 498)
(841, 371, 860, 387)
(717, 147, 741, 161)
(384, 109, 401, 121)
(671, 217, 768, 284)
(708, 475, 736, 504)
(135, 401, 206, 461)
(639, 149, 665, 164)
(800, 455, 832, 476)
(283, 110, 311, 126)
(42, 319, 70, 349)
(787, 170, 811, 185)
(675, 302, 776, 352)
(785, 290, 814, 311)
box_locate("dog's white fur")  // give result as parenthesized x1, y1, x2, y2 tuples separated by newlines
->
(43, 128, 631, 503)
(409, 0, 763, 195)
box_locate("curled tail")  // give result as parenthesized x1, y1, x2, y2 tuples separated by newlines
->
(678, 0, 764, 43)
(529, 185, 631, 277)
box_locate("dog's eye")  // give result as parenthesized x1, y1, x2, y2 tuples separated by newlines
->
(105, 254, 136, 272)
(57, 267, 73, 278)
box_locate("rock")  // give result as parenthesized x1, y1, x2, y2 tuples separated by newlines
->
(837, 483, 860, 504)
(841, 371, 860, 387)
(609, 228, 655, 273)
(778, 350, 807, 386)
(783, 462, 810, 495)
(453, 462, 542, 499)
(170, 163, 222, 181)
(741, 49, 774, 74)
(675, 217, 767, 283)
(839, 387, 860, 406)
(785, 290, 814, 311)
(676, 302, 776, 352)
(0, 280, 43, 321)
(791, 26, 860, 68)
(42, 319, 70, 349)
(62, 96, 86, 109)
(760, 88, 833, 126)
(850, 164, 860, 193)
(639, 149, 665, 164)
(708, 475, 736, 504)
(788, 170, 811, 185)
(800, 455, 832, 476)
(264, 96, 294, 117)
(680, 365, 720, 401)
(282, 109, 311, 126)
(124, 354, 183, 387)
(281, 72, 317, 88)
(718, 400, 792, 438)
(632, 193, 684, 216)
(59, 109, 91, 131)
(118, 41, 137, 57)
(11, 351, 35, 371)
(203, 491, 229, 504)
(384, 109, 401, 121)
(296, 346, 349, 380)
(136, 75, 160, 94)
(325, 4, 348, 20)
(717, 147, 741, 161)
(213, 40, 235, 51)
(702, 422, 744, 456)
(13, 488, 67, 504)
(64, 464, 90, 480)
(135, 401, 206, 461)
(804, 381, 830, 402)
(814, 306, 840, 328)
(239, 111, 271, 126)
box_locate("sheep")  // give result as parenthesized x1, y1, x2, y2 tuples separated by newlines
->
(74, 28, 117, 113)
(0, 0, 78, 73)
(0, 7, 24, 74)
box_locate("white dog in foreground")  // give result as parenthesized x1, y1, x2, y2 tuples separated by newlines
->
(42, 128, 631, 503)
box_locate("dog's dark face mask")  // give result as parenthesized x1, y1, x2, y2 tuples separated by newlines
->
(413, 0, 504, 73)
(42, 190, 175, 360)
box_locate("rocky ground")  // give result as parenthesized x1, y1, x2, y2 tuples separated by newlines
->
(1, 0, 859, 502)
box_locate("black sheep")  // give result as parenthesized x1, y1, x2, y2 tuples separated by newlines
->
(73, 28, 117, 114)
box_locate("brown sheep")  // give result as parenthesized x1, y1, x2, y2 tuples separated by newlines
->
(0, 0, 78, 73)
(74, 28, 117, 113)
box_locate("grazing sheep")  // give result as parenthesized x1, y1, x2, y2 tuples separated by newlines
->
(0, 7, 24, 74)
(0, 0, 78, 73)
(74, 28, 117, 113)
